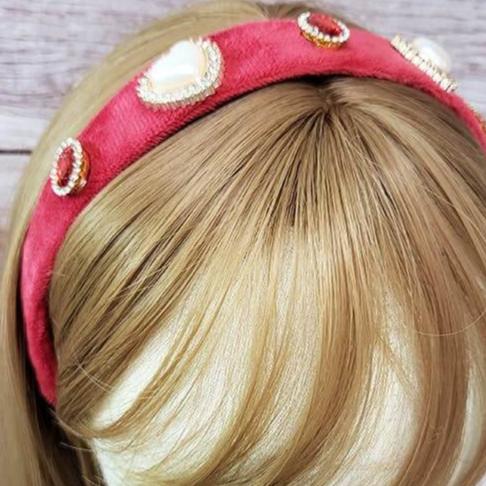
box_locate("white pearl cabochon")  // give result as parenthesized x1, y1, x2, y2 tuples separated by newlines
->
(145, 39, 207, 93)
(411, 37, 452, 73)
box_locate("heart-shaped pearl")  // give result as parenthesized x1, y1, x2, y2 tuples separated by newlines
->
(146, 40, 207, 93)
(137, 38, 223, 109)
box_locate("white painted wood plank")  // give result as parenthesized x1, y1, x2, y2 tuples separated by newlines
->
(0, 0, 485, 149)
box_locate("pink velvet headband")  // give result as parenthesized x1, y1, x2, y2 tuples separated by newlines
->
(20, 12, 486, 405)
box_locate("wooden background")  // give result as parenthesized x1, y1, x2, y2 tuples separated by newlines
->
(1, 0, 485, 262)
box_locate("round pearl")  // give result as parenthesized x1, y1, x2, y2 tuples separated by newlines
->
(411, 37, 452, 73)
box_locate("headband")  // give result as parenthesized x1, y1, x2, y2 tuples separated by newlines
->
(19, 12, 486, 405)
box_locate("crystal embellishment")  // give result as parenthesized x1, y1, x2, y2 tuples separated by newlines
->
(391, 35, 458, 93)
(50, 138, 89, 197)
(298, 12, 350, 48)
(136, 38, 223, 109)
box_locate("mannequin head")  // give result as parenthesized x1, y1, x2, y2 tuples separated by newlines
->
(2, 1, 486, 485)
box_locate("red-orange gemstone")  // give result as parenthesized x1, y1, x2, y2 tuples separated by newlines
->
(57, 146, 74, 187)
(308, 13, 342, 37)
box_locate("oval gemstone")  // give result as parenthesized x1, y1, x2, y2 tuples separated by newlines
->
(57, 146, 74, 187)
(308, 13, 342, 37)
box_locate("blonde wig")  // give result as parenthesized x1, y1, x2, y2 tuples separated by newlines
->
(1, 1, 486, 485)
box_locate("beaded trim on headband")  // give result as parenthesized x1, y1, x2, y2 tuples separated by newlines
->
(391, 35, 458, 93)
(20, 12, 486, 405)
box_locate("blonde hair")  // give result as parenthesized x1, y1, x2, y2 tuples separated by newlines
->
(2, 1, 486, 484)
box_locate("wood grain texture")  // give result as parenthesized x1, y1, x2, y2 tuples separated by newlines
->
(1, 0, 485, 150)
(0, 154, 28, 263)
(0, 0, 485, 262)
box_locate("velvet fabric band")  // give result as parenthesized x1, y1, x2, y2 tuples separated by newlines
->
(19, 17, 486, 405)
